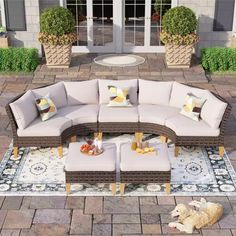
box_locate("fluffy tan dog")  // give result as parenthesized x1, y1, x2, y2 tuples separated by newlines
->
(168, 198, 223, 234)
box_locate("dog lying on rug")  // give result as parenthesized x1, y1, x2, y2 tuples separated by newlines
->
(169, 198, 223, 234)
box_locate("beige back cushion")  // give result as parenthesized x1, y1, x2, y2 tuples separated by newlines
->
(32, 82, 67, 108)
(98, 79, 138, 104)
(64, 80, 98, 105)
(139, 79, 173, 105)
(169, 82, 206, 108)
(10, 90, 38, 130)
(201, 91, 227, 129)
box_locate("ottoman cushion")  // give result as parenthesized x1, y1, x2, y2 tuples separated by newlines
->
(120, 143, 170, 171)
(65, 143, 116, 171)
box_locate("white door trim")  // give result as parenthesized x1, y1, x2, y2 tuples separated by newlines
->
(233, 1, 236, 32)
(0, 0, 6, 27)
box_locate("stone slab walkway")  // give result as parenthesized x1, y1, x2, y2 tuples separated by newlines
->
(0, 53, 236, 235)
(0, 196, 235, 235)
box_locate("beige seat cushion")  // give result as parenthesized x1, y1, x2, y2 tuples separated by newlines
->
(169, 82, 206, 108)
(139, 79, 173, 105)
(32, 82, 67, 108)
(165, 114, 220, 137)
(58, 105, 99, 125)
(99, 105, 139, 122)
(120, 143, 170, 171)
(64, 80, 98, 105)
(17, 115, 72, 137)
(98, 79, 138, 105)
(201, 91, 227, 129)
(138, 104, 180, 125)
(65, 143, 116, 171)
(10, 90, 38, 130)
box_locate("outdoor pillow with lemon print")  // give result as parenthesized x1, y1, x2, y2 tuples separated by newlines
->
(107, 85, 132, 107)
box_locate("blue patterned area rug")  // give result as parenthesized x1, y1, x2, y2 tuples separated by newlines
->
(0, 134, 236, 196)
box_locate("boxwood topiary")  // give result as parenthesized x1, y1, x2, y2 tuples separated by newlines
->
(40, 7, 75, 36)
(162, 6, 197, 36)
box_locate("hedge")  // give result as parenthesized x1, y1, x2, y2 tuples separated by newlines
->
(0, 48, 39, 72)
(201, 47, 236, 72)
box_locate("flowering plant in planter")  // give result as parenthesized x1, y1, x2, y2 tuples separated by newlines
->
(160, 6, 199, 68)
(38, 7, 77, 68)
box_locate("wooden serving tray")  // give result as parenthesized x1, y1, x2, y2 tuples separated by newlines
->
(80, 148, 104, 156)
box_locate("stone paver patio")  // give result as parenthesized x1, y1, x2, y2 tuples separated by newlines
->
(0, 53, 236, 235)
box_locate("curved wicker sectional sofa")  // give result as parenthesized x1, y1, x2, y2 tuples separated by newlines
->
(6, 79, 231, 158)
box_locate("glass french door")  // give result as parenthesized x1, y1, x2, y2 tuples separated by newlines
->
(123, 0, 172, 52)
(66, 0, 116, 53)
(64, 0, 176, 53)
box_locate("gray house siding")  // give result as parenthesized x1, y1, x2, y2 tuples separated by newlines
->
(39, 0, 59, 12)
(1, 0, 59, 54)
(7, 0, 41, 51)
(179, 0, 234, 55)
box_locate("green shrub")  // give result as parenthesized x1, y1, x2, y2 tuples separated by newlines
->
(40, 7, 75, 36)
(0, 48, 39, 72)
(201, 47, 236, 72)
(162, 6, 197, 36)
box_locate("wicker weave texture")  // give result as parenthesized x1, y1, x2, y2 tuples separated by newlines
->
(165, 44, 193, 67)
(44, 44, 72, 67)
(66, 171, 116, 184)
(120, 171, 171, 184)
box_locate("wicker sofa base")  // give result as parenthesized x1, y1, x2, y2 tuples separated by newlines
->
(120, 171, 171, 184)
(99, 122, 139, 133)
(65, 171, 116, 184)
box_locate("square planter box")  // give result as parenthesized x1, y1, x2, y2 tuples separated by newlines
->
(230, 36, 236, 48)
(43, 44, 72, 68)
(0, 37, 9, 48)
(165, 44, 193, 68)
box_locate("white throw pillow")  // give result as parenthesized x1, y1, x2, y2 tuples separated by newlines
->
(64, 80, 98, 105)
(10, 90, 38, 129)
(139, 79, 173, 105)
(99, 79, 138, 104)
(32, 82, 67, 108)
(201, 91, 227, 129)
(170, 82, 206, 108)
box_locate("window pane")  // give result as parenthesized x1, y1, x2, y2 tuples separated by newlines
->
(4, 0, 26, 31)
(213, 0, 235, 31)
(68, 0, 88, 46)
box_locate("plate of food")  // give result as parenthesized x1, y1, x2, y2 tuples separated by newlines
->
(80, 144, 104, 156)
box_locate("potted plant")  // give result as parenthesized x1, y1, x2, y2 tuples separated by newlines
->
(0, 26, 8, 48)
(38, 7, 77, 68)
(160, 6, 199, 68)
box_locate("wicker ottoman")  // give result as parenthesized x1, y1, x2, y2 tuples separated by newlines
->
(65, 142, 117, 195)
(120, 143, 171, 195)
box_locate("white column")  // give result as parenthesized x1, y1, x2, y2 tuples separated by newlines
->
(0, 0, 6, 27)
(114, 0, 123, 53)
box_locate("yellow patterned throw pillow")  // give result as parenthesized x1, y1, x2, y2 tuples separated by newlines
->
(35, 96, 57, 121)
(108, 86, 132, 107)
(180, 93, 206, 121)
